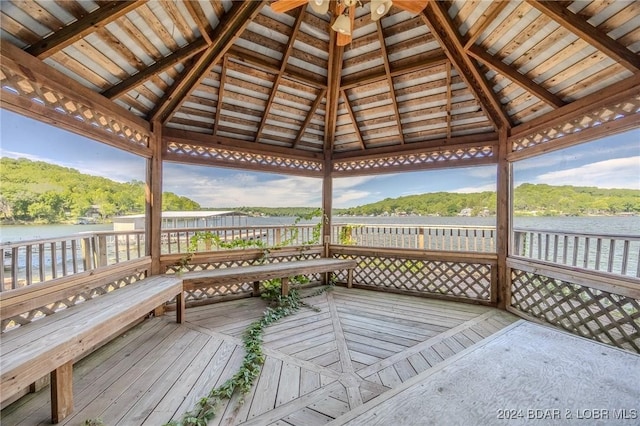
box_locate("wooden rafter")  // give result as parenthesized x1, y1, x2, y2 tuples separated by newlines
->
(463, 1, 510, 50)
(422, 2, 511, 130)
(446, 61, 452, 139)
(213, 56, 229, 136)
(466, 45, 565, 108)
(293, 88, 326, 149)
(26, 1, 145, 59)
(150, 1, 266, 123)
(101, 39, 208, 99)
(183, 0, 212, 45)
(324, 5, 344, 154)
(527, 0, 640, 72)
(375, 21, 405, 144)
(255, 8, 305, 143)
(340, 89, 365, 150)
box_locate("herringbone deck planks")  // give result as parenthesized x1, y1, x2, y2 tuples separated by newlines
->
(1, 287, 518, 425)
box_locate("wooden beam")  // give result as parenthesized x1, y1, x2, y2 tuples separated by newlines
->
(213, 56, 228, 136)
(147, 120, 163, 275)
(0, 41, 151, 156)
(150, 1, 266, 123)
(293, 88, 326, 149)
(376, 21, 405, 144)
(163, 127, 323, 161)
(467, 45, 565, 108)
(496, 126, 510, 309)
(340, 89, 365, 150)
(183, 0, 212, 45)
(101, 39, 208, 99)
(463, 1, 510, 50)
(527, 0, 640, 72)
(325, 9, 345, 154)
(26, 1, 145, 59)
(509, 73, 640, 138)
(255, 8, 305, 143)
(446, 61, 452, 139)
(422, 2, 511, 130)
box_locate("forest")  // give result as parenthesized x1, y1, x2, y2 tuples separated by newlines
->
(2, 158, 638, 223)
(337, 184, 640, 217)
(0, 158, 200, 223)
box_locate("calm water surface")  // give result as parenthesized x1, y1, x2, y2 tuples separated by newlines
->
(1, 216, 637, 244)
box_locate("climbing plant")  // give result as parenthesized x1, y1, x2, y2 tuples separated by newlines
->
(165, 280, 333, 426)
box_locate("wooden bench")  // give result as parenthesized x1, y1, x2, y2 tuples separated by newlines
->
(182, 258, 357, 297)
(0, 260, 184, 423)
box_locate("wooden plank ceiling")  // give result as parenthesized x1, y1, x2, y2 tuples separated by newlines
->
(1, 0, 638, 156)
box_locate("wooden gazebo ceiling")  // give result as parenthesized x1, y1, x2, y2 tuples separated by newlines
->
(1, 0, 639, 156)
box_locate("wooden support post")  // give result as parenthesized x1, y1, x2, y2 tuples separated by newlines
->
(418, 228, 425, 249)
(347, 269, 353, 289)
(496, 127, 511, 309)
(176, 291, 185, 324)
(253, 280, 260, 296)
(51, 361, 73, 423)
(146, 120, 163, 275)
(322, 152, 333, 285)
(281, 277, 290, 296)
(153, 306, 165, 317)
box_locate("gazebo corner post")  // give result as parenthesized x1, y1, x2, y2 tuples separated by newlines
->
(322, 152, 333, 265)
(146, 120, 163, 276)
(496, 127, 511, 310)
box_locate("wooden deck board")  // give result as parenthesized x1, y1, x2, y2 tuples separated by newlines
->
(2, 287, 531, 425)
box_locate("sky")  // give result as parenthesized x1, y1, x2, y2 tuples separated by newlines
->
(1, 109, 639, 208)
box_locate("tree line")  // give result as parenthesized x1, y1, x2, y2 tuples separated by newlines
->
(337, 183, 639, 217)
(0, 158, 200, 223)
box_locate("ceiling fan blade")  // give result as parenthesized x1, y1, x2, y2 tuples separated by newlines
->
(337, 4, 355, 47)
(271, 0, 308, 14)
(393, 0, 429, 15)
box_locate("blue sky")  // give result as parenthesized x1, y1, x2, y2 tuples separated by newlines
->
(1, 109, 638, 208)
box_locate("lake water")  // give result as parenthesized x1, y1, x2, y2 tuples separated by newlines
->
(1, 215, 638, 244)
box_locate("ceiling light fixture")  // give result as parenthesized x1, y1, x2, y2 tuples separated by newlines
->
(309, 0, 330, 15)
(331, 13, 351, 35)
(370, 0, 393, 21)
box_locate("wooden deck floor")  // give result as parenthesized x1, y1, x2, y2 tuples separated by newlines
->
(2, 287, 518, 425)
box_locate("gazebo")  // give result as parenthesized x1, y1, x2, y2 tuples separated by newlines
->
(1, 1, 639, 424)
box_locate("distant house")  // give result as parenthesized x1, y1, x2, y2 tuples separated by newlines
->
(112, 211, 247, 231)
(458, 208, 473, 217)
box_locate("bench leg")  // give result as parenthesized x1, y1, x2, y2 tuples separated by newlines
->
(176, 291, 185, 324)
(252, 281, 260, 297)
(347, 269, 353, 289)
(51, 361, 73, 423)
(281, 277, 290, 296)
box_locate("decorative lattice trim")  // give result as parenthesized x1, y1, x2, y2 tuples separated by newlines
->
(0, 67, 149, 149)
(510, 268, 640, 353)
(511, 94, 640, 152)
(331, 253, 492, 301)
(1, 271, 146, 333)
(165, 141, 323, 174)
(333, 145, 494, 174)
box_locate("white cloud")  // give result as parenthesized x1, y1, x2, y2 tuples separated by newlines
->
(532, 156, 640, 189)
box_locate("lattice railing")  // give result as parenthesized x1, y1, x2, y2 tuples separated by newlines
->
(165, 141, 323, 175)
(333, 145, 494, 175)
(510, 94, 640, 152)
(1, 271, 146, 332)
(510, 268, 640, 353)
(163, 248, 323, 303)
(331, 247, 494, 301)
(0, 67, 149, 150)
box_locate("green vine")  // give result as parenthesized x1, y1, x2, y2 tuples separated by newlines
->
(165, 280, 334, 426)
(175, 209, 325, 273)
